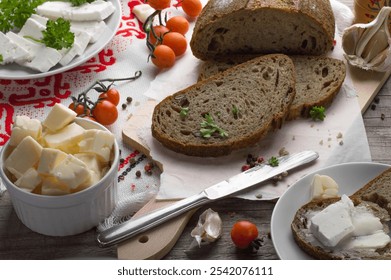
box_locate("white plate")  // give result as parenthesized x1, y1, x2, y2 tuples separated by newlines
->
(0, 0, 121, 80)
(271, 162, 391, 260)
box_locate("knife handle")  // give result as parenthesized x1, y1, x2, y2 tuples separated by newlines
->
(97, 192, 210, 247)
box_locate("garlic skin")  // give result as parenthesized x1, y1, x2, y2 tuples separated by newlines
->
(190, 208, 222, 247)
(342, 6, 391, 72)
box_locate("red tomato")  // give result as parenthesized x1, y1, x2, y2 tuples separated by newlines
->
(166, 16, 190, 35)
(181, 0, 202, 18)
(162, 32, 187, 56)
(151, 45, 176, 69)
(99, 88, 120, 106)
(92, 100, 118, 125)
(230, 221, 259, 249)
(148, 25, 169, 46)
(68, 102, 90, 116)
(147, 0, 171, 10)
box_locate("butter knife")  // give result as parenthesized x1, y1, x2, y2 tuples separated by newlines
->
(97, 150, 318, 247)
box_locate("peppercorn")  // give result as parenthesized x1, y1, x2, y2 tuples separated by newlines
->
(135, 170, 141, 178)
(126, 96, 133, 103)
(122, 103, 127, 110)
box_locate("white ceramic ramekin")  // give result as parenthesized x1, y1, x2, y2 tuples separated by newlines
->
(0, 118, 119, 236)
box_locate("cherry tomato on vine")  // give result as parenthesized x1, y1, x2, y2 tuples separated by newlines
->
(181, 0, 202, 18)
(162, 32, 187, 56)
(151, 44, 176, 69)
(230, 221, 259, 249)
(99, 88, 120, 106)
(166, 16, 190, 35)
(147, 0, 171, 10)
(92, 100, 118, 126)
(148, 25, 169, 46)
(68, 102, 90, 116)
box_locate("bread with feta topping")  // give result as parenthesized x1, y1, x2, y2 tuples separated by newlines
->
(291, 168, 391, 260)
(151, 54, 295, 157)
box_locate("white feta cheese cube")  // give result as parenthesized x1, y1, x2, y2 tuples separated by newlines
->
(42, 103, 77, 131)
(41, 177, 71, 196)
(132, 4, 156, 23)
(59, 29, 91, 66)
(8, 115, 42, 146)
(37, 148, 68, 176)
(4, 136, 43, 179)
(70, 20, 107, 43)
(14, 167, 42, 191)
(0, 32, 30, 65)
(18, 17, 47, 40)
(52, 154, 91, 189)
(44, 122, 85, 152)
(78, 129, 115, 163)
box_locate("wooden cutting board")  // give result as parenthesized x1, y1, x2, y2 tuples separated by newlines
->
(117, 66, 391, 260)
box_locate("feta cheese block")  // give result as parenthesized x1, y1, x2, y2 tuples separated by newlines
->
(4, 136, 43, 179)
(310, 195, 355, 247)
(8, 115, 42, 146)
(59, 29, 91, 66)
(36, 0, 116, 22)
(42, 103, 77, 131)
(51, 154, 91, 189)
(0, 32, 30, 65)
(18, 17, 47, 40)
(41, 177, 70, 196)
(70, 20, 107, 43)
(78, 129, 115, 163)
(43, 122, 85, 151)
(37, 148, 68, 176)
(14, 168, 42, 191)
(132, 4, 156, 23)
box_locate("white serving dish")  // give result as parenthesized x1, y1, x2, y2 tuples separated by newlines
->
(0, 118, 119, 236)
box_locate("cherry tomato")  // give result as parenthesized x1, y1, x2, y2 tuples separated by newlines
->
(99, 88, 120, 106)
(162, 32, 187, 56)
(82, 115, 97, 122)
(166, 16, 190, 35)
(68, 102, 90, 116)
(147, 0, 171, 10)
(230, 220, 259, 249)
(151, 45, 176, 69)
(148, 25, 169, 46)
(181, 0, 202, 18)
(92, 100, 118, 125)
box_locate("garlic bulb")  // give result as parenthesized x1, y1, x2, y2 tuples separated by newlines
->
(342, 6, 391, 72)
(190, 208, 222, 247)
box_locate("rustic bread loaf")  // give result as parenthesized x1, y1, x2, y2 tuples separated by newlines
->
(198, 55, 346, 120)
(291, 168, 391, 260)
(190, 0, 335, 60)
(151, 54, 295, 157)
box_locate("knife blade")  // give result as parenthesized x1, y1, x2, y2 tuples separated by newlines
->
(97, 150, 318, 247)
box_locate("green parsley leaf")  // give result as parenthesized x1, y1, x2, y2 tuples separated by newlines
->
(0, 0, 46, 33)
(309, 106, 326, 121)
(200, 113, 228, 139)
(268, 156, 279, 167)
(180, 107, 189, 119)
(41, 18, 74, 50)
(232, 105, 239, 119)
(0, 54, 3, 64)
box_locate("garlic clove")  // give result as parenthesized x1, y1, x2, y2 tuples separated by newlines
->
(342, 6, 391, 72)
(190, 208, 222, 247)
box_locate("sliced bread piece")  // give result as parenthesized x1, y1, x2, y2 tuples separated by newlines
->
(190, 0, 335, 60)
(151, 54, 296, 157)
(198, 55, 346, 120)
(291, 168, 391, 260)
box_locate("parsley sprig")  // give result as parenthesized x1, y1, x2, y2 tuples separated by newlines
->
(0, 54, 3, 64)
(25, 18, 75, 50)
(68, 0, 95, 5)
(309, 106, 326, 121)
(268, 156, 279, 167)
(200, 113, 228, 139)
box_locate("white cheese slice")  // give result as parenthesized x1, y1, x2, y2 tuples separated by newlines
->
(344, 231, 391, 249)
(37, 148, 68, 176)
(70, 20, 107, 43)
(0, 31, 30, 65)
(351, 206, 384, 236)
(41, 177, 71, 196)
(310, 195, 354, 247)
(4, 136, 43, 179)
(14, 167, 42, 191)
(18, 17, 47, 40)
(8, 115, 42, 146)
(78, 129, 115, 163)
(44, 122, 85, 151)
(42, 103, 77, 132)
(59, 29, 91, 66)
(36, 0, 115, 22)
(132, 4, 156, 23)
(51, 154, 91, 189)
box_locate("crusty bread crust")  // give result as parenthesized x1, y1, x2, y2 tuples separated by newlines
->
(151, 54, 295, 157)
(191, 0, 335, 60)
(291, 168, 391, 259)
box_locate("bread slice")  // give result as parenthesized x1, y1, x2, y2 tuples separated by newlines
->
(190, 0, 335, 60)
(198, 55, 346, 120)
(291, 168, 391, 259)
(151, 54, 296, 157)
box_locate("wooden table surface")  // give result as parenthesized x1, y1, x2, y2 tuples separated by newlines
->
(1, 0, 390, 260)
